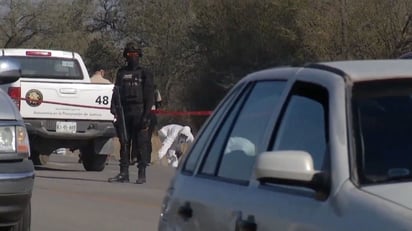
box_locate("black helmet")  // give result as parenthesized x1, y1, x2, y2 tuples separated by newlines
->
(123, 42, 142, 58)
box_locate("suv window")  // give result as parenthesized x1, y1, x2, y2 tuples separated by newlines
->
(183, 87, 242, 173)
(200, 86, 249, 175)
(200, 81, 286, 182)
(353, 80, 412, 184)
(271, 82, 329, 170)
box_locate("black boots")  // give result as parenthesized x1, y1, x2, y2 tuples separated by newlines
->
(108, 167, 145, 184)
(136, 168, 146, 184)
(108, 172, 129, 183)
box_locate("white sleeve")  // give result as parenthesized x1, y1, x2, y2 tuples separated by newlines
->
(186, 133, 194, 144)
(158, 133, 178, 160)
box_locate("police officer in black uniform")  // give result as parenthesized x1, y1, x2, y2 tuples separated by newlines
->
(130, 86, 162, 166)
(109, 42, 154, 184)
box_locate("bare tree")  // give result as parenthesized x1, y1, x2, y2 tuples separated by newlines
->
(297, 0, 412, 60)
(0, 0, 44, 47)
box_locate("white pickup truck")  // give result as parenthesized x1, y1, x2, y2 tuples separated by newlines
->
(0, 49, 115, 171)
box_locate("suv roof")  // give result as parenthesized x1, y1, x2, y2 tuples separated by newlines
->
(244, 59, 412, 83)
(313, 59, 412, 82)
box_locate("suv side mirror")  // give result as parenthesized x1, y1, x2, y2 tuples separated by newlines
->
(0, 58, 21, 84)
(255, 151, 330, 198)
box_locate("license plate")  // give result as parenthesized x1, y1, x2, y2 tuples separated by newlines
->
(56, 121, 77, 133)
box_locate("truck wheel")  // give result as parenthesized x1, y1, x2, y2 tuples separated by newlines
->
(30, 151, 49, 166)
(80, 148, 108, 172)
(9, 201, 31, 231)
(82, 154, 107, 171)
(80, 142, 110, 171)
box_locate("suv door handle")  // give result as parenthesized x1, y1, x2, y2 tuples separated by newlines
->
(236, 214, 257, 231)
(178, 202, 193, 220)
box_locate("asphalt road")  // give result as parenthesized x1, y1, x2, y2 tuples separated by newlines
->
(31, 154, 175, 231)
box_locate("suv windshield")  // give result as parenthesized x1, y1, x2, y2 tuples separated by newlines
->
(12, 56, 83, 79)
(353, 79, 412, 184)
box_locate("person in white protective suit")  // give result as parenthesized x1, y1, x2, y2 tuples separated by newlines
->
(157, 124, 194, 167)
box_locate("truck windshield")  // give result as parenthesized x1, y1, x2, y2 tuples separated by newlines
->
(353, 79, 412, 185)
(12, 56, 83, 79)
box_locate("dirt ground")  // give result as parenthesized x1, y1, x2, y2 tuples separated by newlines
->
(111, 134, 188, 166)
(64, 134, 188, 166)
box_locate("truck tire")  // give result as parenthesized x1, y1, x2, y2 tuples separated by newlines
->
(9, 201, 31, 231)
(80, 143, 109, 171)
(81, 154, 108, 171)
(30, 151, 49, 166)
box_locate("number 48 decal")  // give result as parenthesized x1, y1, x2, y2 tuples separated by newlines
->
(95, 96, 109, 105)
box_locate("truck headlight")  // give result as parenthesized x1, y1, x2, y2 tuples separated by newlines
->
(0, 126, 30, 156)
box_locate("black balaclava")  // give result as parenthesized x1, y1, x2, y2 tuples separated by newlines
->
(123, 42, 141, 70)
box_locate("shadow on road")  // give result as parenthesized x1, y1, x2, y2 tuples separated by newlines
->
(34, 165, 85, 172)
(35, 175, 109, 183)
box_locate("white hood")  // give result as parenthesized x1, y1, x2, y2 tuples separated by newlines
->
(180, 126, 191, 137)
(362, 183, 412, 210)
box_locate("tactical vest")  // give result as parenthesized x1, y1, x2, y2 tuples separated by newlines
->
(120, 69, 144, 106)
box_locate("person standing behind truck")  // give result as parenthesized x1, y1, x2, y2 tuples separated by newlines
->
(108, 42, 154, 184)
(149, 87, 162, 164)
(90, 68, 111, 84)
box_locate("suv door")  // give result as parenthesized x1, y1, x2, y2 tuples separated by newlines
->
(164, 80, 287, 230)
(239, 81, 332, 231)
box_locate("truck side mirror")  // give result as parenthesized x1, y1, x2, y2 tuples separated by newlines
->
(0, 58, 21, 84)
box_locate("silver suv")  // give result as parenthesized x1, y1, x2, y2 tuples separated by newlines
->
(0, 58, 34, 230)
(159, 59, 412, 230)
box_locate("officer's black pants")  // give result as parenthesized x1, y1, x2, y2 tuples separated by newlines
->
(118, 114, 150, 171)
(134, 112, 157, 164)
